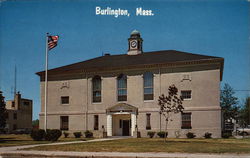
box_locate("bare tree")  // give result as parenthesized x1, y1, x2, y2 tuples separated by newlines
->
(158, 85, 184, 142)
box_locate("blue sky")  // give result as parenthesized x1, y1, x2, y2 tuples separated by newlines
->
(0, 0, 249, 120)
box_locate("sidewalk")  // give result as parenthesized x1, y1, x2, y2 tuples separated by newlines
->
(0, 137, 250, 158)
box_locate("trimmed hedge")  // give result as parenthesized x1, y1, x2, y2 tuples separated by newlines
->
(63, 132, 69, 138)
(222, 132, 231, 138)
(84, 130, 93, 138)
(147, 131, 156, 138)
(30, 129, 46, 141)
(186, 132, 196, 138)
(157, 131, 168, 138)
(204, 132, 212, 139)
(73, 132, 82, 138)
(45, 129, 62, 141)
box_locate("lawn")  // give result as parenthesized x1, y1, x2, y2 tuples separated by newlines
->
(26, 138, 250, 153)
(0, 134, 87, 147)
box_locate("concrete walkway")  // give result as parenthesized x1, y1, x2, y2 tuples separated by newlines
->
(0, 137, 250, 158)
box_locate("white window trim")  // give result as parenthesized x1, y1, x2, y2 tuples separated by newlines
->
(181, 90, 192, 101)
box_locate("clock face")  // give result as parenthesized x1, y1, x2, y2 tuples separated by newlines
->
(131, 40, 137, 49)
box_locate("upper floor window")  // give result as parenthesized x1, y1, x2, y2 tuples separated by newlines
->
(181, 90, 192, 100)
(61, 96, 69, 104)
(143, 72, 154, 100)
(92, 76, 102, 103)
(23, 101, 30, 106)
(11, 101, 15, 108)
(117, 74, 127, 101)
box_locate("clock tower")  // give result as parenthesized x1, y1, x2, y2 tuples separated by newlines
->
(127, 30, 143, 55)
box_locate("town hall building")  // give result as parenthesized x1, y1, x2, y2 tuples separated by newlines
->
(36, 30, 224, 138)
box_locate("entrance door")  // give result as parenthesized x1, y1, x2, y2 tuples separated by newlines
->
(122, 120, 130, 136)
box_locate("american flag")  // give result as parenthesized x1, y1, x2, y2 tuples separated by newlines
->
(48, 35, 59, 50)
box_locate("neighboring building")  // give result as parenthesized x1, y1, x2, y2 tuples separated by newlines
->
(5, 92, 33, 133)
(37, 30, 224, 138)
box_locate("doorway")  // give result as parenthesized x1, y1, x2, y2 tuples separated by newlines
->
(122, 120, 130, 136)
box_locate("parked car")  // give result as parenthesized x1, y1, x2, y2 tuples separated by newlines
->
(235, 125, 250, 136)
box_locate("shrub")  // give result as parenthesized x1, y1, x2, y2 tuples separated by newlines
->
(204, 132, 212, 139)
(45, 129, 62, 141)
(30, 129, 45, 141)
(147, 131, 156, 138)
(157, 131, 168, 138)
(73, 132, 82, 138)
(238, 131, 248, 136)
(186, 132, 196, 138)
(84, 130, 93, 138)
(63, 132, 69, 138)
(222, 132, 231, 138)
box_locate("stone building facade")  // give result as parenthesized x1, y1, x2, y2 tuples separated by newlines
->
(5, 92, 33, 133)
(37, 30, 224, 138)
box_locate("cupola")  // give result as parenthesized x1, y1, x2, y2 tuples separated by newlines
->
(127, 30, 143, 55)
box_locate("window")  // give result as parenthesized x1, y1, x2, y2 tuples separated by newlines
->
(94, 115, 99, 130)
(5, 113, 9, 119)
(143, 72, 154, 100)
(61, 96, 69, 104)
(119, 119, 122, 128)
(13, 113, 17, 120)
(11, 101, 15, 108)
(181, 90, 192, 100)
(92, 76, 101, 103)
(181, 113, 192, 129)
(23, 101, 30, 106)
(13, 124, 17, 130)
(60, 116, 69, 130)
(117, 74, 127, 101)
(146, 113, 151, 130)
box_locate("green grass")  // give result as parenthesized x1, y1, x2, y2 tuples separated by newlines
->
(0, 134, 88, 147)
(26, 138, 250, 153)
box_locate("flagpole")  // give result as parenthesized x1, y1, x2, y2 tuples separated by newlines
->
(44, 33, 49, 132)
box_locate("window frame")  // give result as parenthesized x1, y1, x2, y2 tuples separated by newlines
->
(94, 115, 99, 130)
(143, 72, 154, 101)
(117, 74, 127, 102)
(181, 112, 192, 129)
(61, 96, 69, 105)
(181, 90, 192, 100)
(60, 116, 69, 131)
(92, 76, 102, 103)
(13, 113, 17, 120)
(146, 113, 151, 130)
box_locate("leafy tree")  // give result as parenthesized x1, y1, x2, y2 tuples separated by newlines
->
(0, 91, 6, 131)
(238, 97, 250, 127)
(158, 84, 184, 142)
(220, 84, 239, 122)
(32, 119, 39, 129)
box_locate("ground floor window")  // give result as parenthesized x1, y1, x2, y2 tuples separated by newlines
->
(13, 124, 17, 130)
(181, 113, 192, 129)
(13, 113, 17, 120)
(94, 115, 99, 130)
(5, 112, 9, 119)
(60, 116, 69, 130)
(146, 113, 151, 130)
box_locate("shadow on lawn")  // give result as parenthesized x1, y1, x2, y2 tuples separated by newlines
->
(0, 137, 31, 143)
(160, 140, 210, 144)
